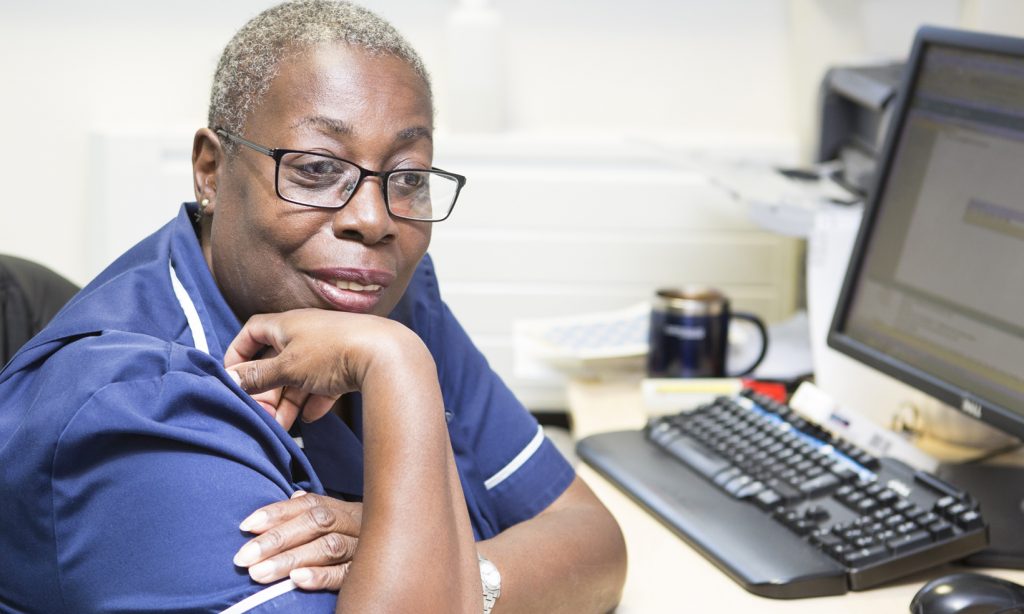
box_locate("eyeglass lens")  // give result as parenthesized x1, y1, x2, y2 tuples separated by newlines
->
(278, 152, 457, 221)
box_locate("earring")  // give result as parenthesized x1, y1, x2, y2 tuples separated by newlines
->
(194, 198, 210, 223)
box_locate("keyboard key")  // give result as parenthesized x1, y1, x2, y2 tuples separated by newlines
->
(896, 522, 918, 535)
(934, 495, 958, 514)
(927, 520, 955, 539)
(792, 519, 818, 536)
(735, 481, 764, 499)
(805, 466, 825, 479)
(714, 467, 742, 487)
(887, 530, 932, 554)
(804, 505, 830, 522)
(945, 502, 968, 519)
(829, 462, 858, 482)
(957, 510, 984, 531)
(855, 498, 880, 514)
(765, 479, 802, 504)
(894, 500, 916, 515)
(754, 489, 783, 510)
(798, 473, 841, 497)
(884, 514, 906, 528)
(724, 475, 754, 494)
(876, 490, 899, 506)
(810, 531, 843, 549)
(844, 544, 889, 567)
(662, 436, 733, 479)
(845, 491, 866, 507)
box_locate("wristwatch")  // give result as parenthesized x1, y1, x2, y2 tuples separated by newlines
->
(478, 553, 501, 614)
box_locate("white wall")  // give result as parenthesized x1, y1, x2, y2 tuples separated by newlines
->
(4, 0, 1024, 293)
(2, 0, 798, 284)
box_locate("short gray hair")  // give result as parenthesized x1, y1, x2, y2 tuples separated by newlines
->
(208, 0, 431, 142)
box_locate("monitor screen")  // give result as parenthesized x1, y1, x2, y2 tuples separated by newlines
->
(828, 27, 1024, 442)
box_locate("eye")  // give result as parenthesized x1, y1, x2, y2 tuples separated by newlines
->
(391, 171, 426, 189)
(292, 158, 344, 179)
(306, 160, 341, 174)
(280, 153, 354, 189)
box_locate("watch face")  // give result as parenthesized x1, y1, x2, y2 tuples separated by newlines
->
(480, 558, 501, 590)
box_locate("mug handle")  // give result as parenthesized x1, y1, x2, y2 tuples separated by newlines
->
(726, 312, 769, 377)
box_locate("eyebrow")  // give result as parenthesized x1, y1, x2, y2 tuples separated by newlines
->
(397, 126, 433, 142)
(291, 115, 352, 136)
(291, 115, 432, 142)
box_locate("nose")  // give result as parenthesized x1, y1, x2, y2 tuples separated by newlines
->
(331, 177, 396, 244)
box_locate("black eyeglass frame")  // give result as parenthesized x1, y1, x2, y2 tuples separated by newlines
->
(214, 127, 466, 222)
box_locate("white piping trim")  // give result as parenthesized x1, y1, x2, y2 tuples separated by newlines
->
(484, 425, 545, 491)
(169, 260, 209, 354)
(220, 579, 299, 614)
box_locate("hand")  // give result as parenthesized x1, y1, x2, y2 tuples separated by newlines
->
(241, 346, 315, 430)
(224, 309, 427, 429)
(233, 491, 363, 590)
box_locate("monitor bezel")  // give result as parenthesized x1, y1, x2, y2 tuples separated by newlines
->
(827, 25, 1024, 442)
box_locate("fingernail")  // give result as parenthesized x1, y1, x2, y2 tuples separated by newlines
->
(233, 541, 261, 567)
(291, 490, 307, 499)
(239, 510, 268, 532)
(249, 560, 277, 582)
(291, 568, 314, 585)
(227, 370, 241, 387)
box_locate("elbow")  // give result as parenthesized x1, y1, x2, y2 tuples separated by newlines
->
(599, 513, 628, 613)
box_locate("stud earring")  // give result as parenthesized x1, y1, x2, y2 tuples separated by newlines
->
(194, 198, 211, 223)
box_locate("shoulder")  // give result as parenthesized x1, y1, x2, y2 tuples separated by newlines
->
(0, 332, 308, 612)
(4, 331, 265, 479)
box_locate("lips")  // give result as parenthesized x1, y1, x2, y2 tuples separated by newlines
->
(307, 267, 396, 314)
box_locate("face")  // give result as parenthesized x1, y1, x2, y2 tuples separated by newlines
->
(193, 43, 434, 322)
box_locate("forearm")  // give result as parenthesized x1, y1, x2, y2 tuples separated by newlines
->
(478, 478, 627, 614)
(336, 341, 478, 613)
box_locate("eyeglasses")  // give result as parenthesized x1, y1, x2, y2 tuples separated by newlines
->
(215, 128, 466, 222)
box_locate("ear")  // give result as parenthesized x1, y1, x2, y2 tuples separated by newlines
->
(192, 128, 223, 212)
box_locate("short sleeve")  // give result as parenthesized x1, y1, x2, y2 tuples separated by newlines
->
(394, 255, 575, 536)
(50, 365, 336, 613)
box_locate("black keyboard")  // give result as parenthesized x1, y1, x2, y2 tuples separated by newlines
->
(576, 390, 989, 599)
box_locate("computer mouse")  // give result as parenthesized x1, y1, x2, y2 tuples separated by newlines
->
(910, 572, 1024, 614)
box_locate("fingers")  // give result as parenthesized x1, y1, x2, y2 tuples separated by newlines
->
(300, 394, 339, 423)
(275, 387, 309, 429)
(225, 317, 299, 395)
(228, 357, 288, 395)
(239, 490, 317, 533)
(250, 387, 284, 419)
(241, 534, 358, 584)
(291, 563, 352, 591)
(224, 314, 285, 369)
(235, 494, 363, 583)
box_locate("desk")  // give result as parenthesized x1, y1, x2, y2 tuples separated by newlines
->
(568, 378, 1024, 612)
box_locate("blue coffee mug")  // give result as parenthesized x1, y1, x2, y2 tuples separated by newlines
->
(647, 287, 768, 378)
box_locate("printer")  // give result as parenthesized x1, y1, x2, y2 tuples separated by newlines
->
(817, 62, 905, 196)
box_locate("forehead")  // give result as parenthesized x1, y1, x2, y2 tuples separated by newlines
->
(246, 42, 433, 142)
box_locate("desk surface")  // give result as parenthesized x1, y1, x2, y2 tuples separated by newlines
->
(568, 378, 1024, 613)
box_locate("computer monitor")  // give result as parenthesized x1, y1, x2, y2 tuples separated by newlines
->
(827, 26, 1024, 567)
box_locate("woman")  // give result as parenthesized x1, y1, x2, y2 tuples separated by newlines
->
(0, 1, 625, 612)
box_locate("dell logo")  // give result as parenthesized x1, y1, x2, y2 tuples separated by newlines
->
(961, 398, 982, 419)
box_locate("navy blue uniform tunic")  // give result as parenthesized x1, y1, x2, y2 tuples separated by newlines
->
(0, 204, 573, 613)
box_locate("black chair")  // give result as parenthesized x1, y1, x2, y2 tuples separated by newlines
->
(0, 255, 79, 366)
